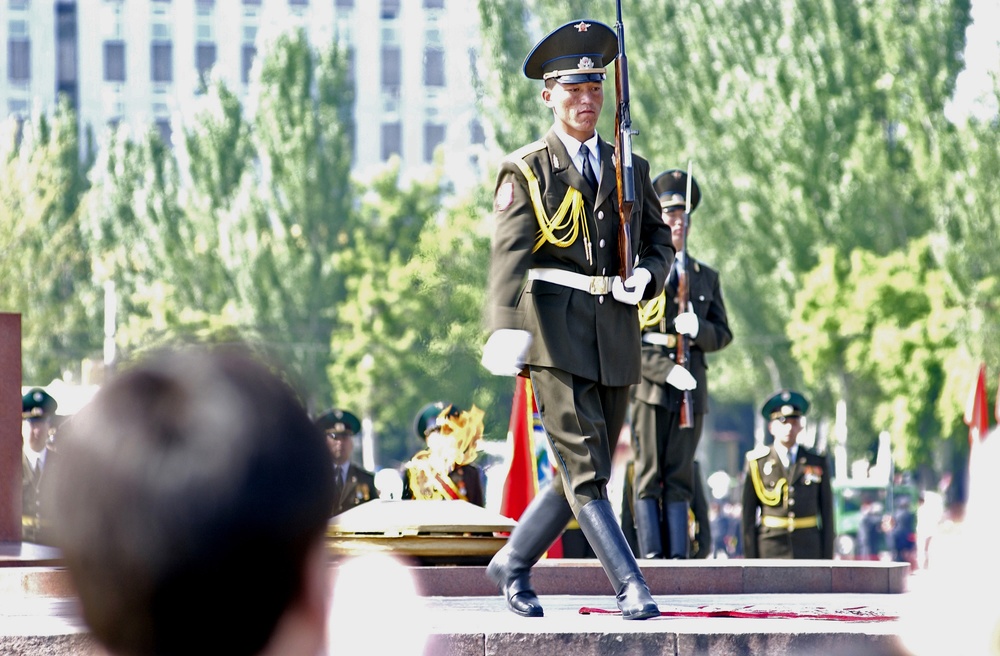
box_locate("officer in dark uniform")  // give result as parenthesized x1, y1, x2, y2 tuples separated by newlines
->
(314, 409, 376, 516)
(480, 19, 673, 620)
(628, 169, 733, 559)
(402, 401, 485, 507)
(22, 387, 58, 544)
(741, 390, 834, 559)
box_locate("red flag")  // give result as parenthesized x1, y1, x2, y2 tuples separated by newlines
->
(964, 362, 989, 445)
(498, 377, 565, 557)
(499, 376, 539, 522)
(996, 372, 1000, 423)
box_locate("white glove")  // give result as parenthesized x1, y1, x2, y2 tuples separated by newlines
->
(611, 267, 651, 306)
(674, 310, 700, 338)
(665, 365, 697, 391)
(481, 329, 532, 376)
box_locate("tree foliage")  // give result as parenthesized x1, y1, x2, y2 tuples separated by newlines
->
(0, 99, 98, 382)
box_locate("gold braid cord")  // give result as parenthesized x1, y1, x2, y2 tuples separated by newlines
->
(749, 458, 788, 507)
(638, 291, 666, 329)
(404, 406, 485, 501)
(507, 151, 592, 264)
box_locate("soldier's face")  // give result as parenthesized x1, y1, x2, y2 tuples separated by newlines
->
(326, 433, 353, 465)
(769, 415, 803, 448)
(542, 81, 603, 142)
(23, 417, 50, 453)
(661, 207, 686, 250)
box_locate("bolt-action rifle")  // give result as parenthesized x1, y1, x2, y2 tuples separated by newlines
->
(614, 0, 635, 281)
(676, 159, 695, 428)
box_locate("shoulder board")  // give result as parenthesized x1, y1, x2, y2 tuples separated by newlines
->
(746, 445, 770, 461)
(508, 140, 546, 163)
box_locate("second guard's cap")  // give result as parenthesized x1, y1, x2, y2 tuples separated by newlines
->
(22, 388, 57, 420)
(652, 169, 701, 213)
(523, 20, 618, 84)
(315, 409, 361, 437)
(761, 390, 810, 420)
(413, 401, 462, 440)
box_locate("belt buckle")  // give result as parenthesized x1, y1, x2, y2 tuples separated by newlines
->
(589, 276, 609, 295)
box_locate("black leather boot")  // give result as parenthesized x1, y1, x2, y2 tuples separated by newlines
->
(666, 501, 690, 559)
(635, 497, 663, 559)
(577, 499, 660, 620)
(486, 485, 573, 617)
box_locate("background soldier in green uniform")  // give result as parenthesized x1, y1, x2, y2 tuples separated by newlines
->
(741, 390, 835, 559)
(315, 408, 377, 516)
(627, 170, 733, 559)
(480, 19, 673, 620)
(22, 387, 58, 544)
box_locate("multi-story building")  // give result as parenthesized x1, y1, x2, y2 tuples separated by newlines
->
(1, 0, 490, 192)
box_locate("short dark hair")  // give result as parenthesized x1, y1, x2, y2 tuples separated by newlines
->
(49, 347, 334, 656)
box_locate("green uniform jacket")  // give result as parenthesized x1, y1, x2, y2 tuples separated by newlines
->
(632, 259, 733, 412)
(331, 463, 377, 517)
(486, 129, 674, 387)
(741, 444, 835, 559)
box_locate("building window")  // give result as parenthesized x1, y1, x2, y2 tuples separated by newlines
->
(423, 123, 445, 163)
(155, 119, 172, 144)
(381, 122, 401, 161)
(423, 48, 444, 87)
(243, 0, 261, 5)
(7, 39, 30, 82)
(469, 118, 485, 145)
(381, 0, 400, 19)
(104, 41, 126, 82)
(289, 0, 308, 5)
(151, 42, 173, 83)
(196, 43, 216, 80)
(336, 0, 354, 7)
(242, 44, 256, 83)
(381, 44, 400, 92)
(423, 0, 444, 7)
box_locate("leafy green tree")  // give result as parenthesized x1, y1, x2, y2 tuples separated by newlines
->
(0, 100, 98, 383)
(327, 161, 508, 466)
(790, 239, 963, 473)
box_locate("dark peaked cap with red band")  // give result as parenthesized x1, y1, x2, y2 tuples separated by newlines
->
(523, 20, 618, 84)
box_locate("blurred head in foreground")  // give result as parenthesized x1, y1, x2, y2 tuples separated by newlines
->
(49, 346, 334, 656)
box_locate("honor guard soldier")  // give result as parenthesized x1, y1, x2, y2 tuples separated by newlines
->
(402, 401, 486, 506)
(626, 169, 733, 559)
(315, 409, 376, 516)
(22, 387, 58, 544)
(741, 390, 834, 559)
(480, 19, 673, 620)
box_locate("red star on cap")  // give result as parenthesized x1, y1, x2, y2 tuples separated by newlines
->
(575, 21, 590, 32)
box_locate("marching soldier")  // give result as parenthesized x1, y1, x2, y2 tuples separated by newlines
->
(480, 19, 673, 620)
(315, 409, 376, 516)
(741, 390, 834, 559)
(22, 387, 58, 544)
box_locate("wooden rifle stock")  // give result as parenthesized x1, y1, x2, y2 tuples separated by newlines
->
(676, 161, 695, 429)
(614, 0, 634, 281)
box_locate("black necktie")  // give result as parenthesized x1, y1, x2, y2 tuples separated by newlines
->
(580, 145, 598, 191)
(332, 467, 344, 502)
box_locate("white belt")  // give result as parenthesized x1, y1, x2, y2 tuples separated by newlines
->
(642, 332, 677, 347)
(527, 268, 614, 296)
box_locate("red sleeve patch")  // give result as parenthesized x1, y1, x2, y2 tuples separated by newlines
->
(495, 182, 514, 212)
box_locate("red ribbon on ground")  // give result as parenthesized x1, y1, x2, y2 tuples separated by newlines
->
(578, 606, 898, 622)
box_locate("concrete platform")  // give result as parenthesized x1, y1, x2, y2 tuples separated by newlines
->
(0, 544, 927, 656)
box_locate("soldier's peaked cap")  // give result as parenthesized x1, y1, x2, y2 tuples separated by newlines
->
(761, 389, 810, 420)
(652, 169, 701, 213)
(314, 408, 361, 437)
(523, 20, 618, 84)
(22, 388, 57, 420)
